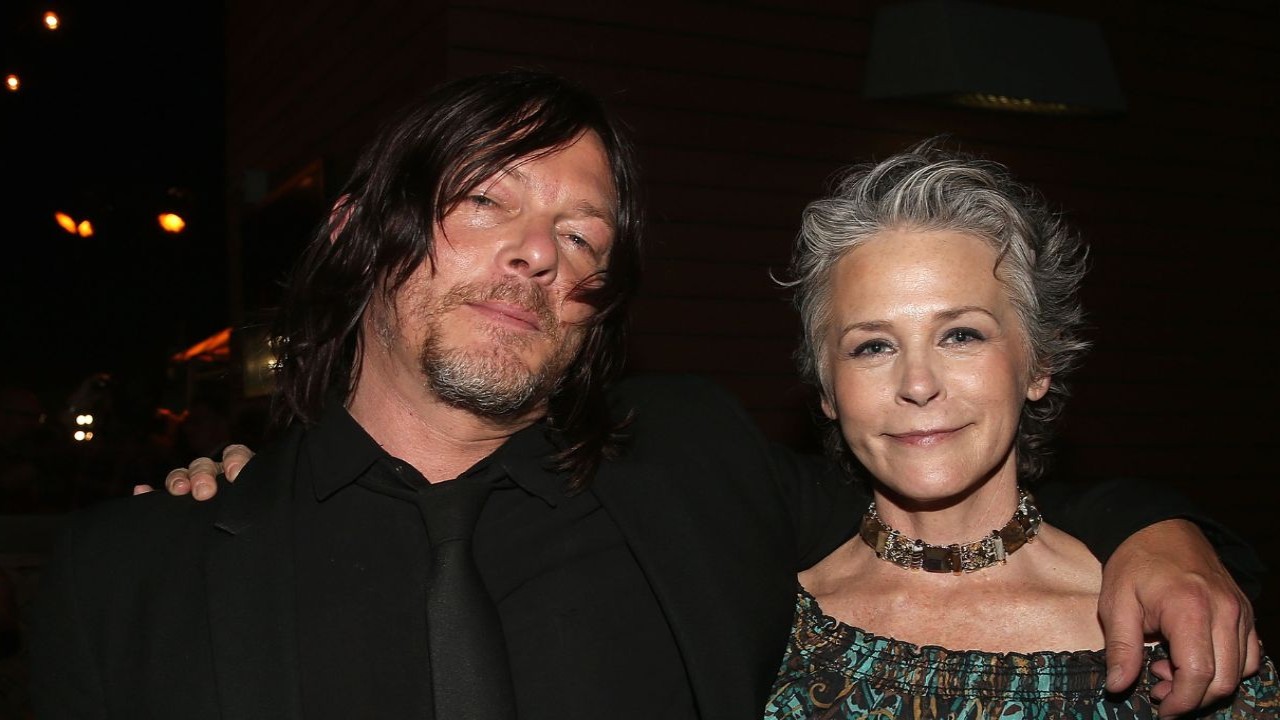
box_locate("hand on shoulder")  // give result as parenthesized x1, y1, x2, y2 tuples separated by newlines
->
(132, 444, 255, 501)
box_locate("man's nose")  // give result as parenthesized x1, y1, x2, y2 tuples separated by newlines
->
(499, 221, 558, 284)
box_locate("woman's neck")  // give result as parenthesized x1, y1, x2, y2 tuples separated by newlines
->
(871, 468, 1020, 547)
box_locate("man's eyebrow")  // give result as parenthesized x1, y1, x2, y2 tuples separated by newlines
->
(574, 200, 615, 228)
(501, 164, 616, 227)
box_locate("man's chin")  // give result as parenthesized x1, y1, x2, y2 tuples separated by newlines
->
(423, 349, 557, 419)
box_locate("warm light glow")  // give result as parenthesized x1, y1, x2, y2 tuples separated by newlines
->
(74, 430, 86, 441)
(171, 327, 232, 363)
(158, 212, 186, 233)
(953, 92, 1072, 115)
(85, 431, 94, 440)
(55, 212, 78, 234)
(77, 219, 94, 237)
(4, 75, 18, 92)
(43, 11, 60, 30)
(75, 413, 95, 426)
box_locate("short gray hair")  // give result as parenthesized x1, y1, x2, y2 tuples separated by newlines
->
(783, 140, 1089, 482)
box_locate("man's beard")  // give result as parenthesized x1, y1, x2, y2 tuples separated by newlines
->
(418, 279, 581, 418)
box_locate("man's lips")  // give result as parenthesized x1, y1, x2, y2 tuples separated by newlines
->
(885, 427, 964, 446)
(466, 301, 542, 331)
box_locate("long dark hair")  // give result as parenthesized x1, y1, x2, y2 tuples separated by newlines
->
(271, 71, 643, 488)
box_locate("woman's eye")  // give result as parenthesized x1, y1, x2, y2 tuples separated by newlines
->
(565, 233, 590, 248)
(943, 327, 985, 344)
(851, 339, 893, 357)
(468, 194, 496, 207)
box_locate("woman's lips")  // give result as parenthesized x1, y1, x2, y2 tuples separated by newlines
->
(886, 428, 961, 446)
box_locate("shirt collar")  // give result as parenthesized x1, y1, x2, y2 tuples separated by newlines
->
(492, 419, 570, 508)
(302, 400, 571, 507)
(303, 402, 386, 501)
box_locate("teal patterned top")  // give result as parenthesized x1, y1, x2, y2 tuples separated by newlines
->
(765, 588, 1279, 719)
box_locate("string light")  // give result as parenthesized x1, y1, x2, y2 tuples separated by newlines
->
(5, 75, 18, 92)
(55, 212, 78, 233)
(158, 213, 186, 233)
(44, 11, 60, 30)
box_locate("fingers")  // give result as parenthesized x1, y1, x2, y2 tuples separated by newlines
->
(132, 484, 156, 495)
(187, 457, 221, 500)
(220, 444, 255, 482)
(1244, 627, 1263, 678)
(1204, 588, 1246, 702)
(1100, 591, 1146, 694)
(1149, 659, 1173, 704)
(162, 450, 247, 501)
(1164, 578, 1252, 715)
(165, 467, 193, 496)
(1156, 586, 1217, 717)
(1232, 591, 1259, 679)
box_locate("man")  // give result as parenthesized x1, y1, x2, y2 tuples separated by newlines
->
(32, 71, 1261, 719)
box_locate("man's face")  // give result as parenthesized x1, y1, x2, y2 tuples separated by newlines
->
(367, 131, 617, 418)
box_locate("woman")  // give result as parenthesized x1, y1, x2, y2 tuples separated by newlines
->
(765, 142, 1277, 718)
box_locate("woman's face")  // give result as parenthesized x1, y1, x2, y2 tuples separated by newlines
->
(821, 228, 1048, 503)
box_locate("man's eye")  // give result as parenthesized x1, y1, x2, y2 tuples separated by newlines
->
(850, 340, 892, 357)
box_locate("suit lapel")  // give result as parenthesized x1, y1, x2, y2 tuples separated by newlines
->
(204, 434, 304, 719)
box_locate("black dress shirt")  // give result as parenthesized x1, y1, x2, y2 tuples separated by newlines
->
(294, 404, 698, 720)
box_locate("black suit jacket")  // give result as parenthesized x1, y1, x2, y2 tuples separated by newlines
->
(28, 374, 1257, 719)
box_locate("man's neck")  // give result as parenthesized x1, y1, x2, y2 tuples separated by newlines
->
(346, 372, 542, 484)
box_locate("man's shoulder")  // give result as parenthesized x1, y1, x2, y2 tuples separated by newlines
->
(607, 373, 771, 455)
(56, 427, 304, 564)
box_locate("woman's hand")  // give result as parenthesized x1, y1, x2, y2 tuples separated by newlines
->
(132, 444, 256, 500)
(1099, 518, 1261, 718)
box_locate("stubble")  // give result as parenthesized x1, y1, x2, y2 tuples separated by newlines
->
(418, 278, 581, 417)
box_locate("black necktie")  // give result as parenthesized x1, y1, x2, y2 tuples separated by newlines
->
(361, 462, 517, 719)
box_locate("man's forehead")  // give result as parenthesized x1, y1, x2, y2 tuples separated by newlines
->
(483, 141, 619, 223)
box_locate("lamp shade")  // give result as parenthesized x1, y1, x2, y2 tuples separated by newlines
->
(864, 0, 1126, 115)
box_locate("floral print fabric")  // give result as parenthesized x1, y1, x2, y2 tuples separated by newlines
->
(765, 588, 1278, 719)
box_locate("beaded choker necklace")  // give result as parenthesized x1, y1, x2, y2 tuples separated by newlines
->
(858, 489, 1041, 574)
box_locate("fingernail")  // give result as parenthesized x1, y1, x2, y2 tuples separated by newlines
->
(1106, 666, 1122, 687)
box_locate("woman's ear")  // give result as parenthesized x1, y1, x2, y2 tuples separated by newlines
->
(1027, 374, 1051, 401)
(820, 393, 838, 421)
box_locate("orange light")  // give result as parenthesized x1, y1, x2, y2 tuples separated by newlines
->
(55, 212, 78, 233)
(43, 11, 60, 30)
(4, 75, 18, 92)
(77, 219, 94, 237)
(158, 212, 186, 233)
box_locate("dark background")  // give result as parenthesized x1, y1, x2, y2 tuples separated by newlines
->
(0, 0, 1276, 671)
(2, 0, 227, 397)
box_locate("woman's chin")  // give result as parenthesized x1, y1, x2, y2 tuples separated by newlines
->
(871, 472, 1004, 511)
